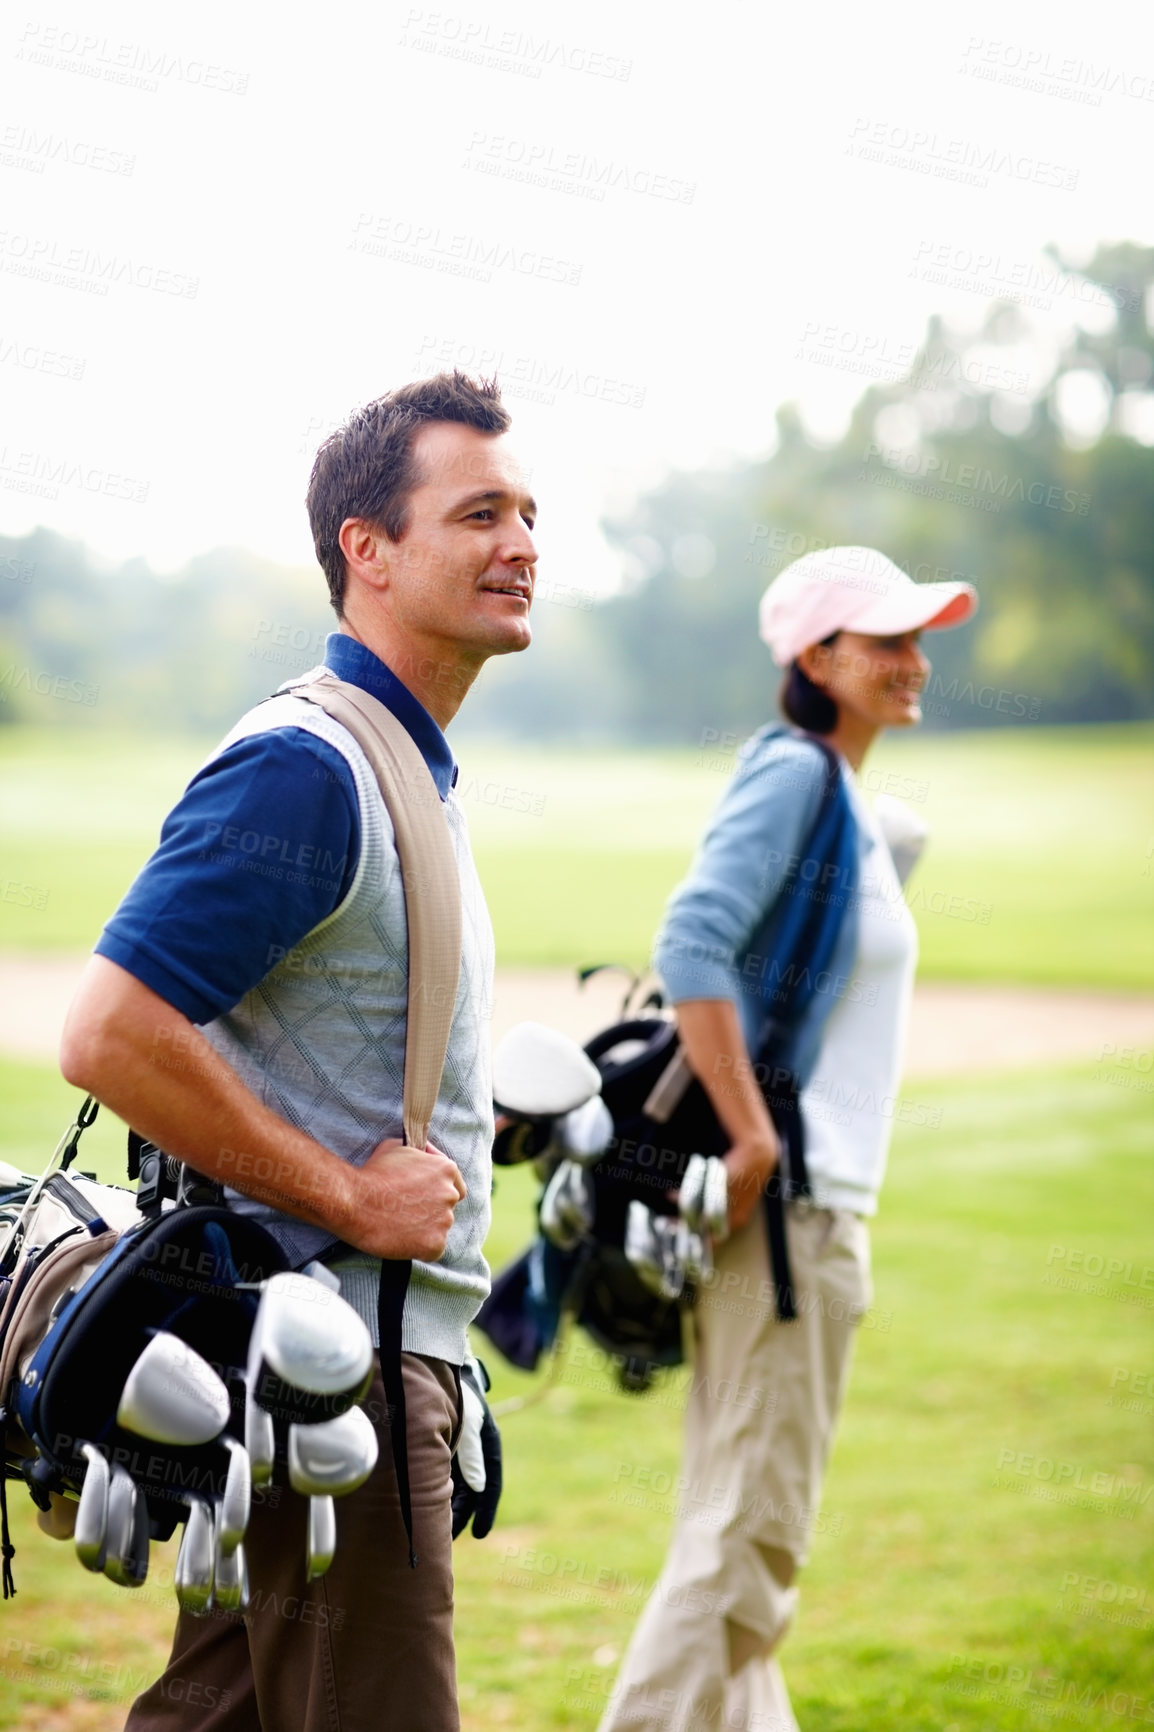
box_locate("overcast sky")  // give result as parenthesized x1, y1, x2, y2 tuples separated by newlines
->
(1, 0, 1148, 594)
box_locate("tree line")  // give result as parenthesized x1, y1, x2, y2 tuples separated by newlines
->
(3, 242, 1152, 741)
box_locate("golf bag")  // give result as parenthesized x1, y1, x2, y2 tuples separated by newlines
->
(0, 1097, 376, 1604)
(477, 734, 858, 1392)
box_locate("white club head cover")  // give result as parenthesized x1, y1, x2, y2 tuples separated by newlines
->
(288, 1406, 379, 1498)
(247, 1272, 373, 1402)
(117, 1332, 231, 1446)
(492, 1022, 602, 1118)
(454, 1375, 487, 1494)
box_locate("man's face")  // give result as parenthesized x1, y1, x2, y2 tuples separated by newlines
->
(379, 421, 538, 666)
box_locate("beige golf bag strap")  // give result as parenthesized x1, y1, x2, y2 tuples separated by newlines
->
(287, 668, 463, 1569)
(287, 669, 462, 1151)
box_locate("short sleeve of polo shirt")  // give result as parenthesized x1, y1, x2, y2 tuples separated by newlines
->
(95, 729, 361, 1024)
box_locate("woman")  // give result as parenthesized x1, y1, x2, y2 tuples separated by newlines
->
(599, 547, 976, 1732)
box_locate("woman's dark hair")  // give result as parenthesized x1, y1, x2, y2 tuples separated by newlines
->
(780, 632, 839, 734)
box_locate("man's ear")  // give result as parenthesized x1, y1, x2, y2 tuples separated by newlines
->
(338, 518, 391, 591)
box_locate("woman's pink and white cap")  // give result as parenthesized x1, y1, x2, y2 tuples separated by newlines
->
(758, 546, 978, 668)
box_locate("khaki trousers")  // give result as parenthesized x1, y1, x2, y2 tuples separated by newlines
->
(599, 1202, 871, 1732)
(125, 1353, 461, 1732)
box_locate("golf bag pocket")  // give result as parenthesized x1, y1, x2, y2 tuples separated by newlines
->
(9, 1207, 287, 1522)
(0, 1224, 122, 1420)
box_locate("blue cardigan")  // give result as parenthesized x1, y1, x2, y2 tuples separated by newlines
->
(654, 724, 862, 1088)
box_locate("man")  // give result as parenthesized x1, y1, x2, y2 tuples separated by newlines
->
(60, 371, 538, 1730)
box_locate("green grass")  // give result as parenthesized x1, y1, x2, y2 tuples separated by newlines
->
(1, 1055, 1151, 1729)
(1, 722, 1152, 985)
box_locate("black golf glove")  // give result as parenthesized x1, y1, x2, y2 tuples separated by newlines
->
(451, 1355, 502, 1540)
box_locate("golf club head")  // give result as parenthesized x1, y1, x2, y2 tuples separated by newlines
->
(245, 1397, 275, 1485)
(701, 1155, 729, 1243)
(288, 1405, 379, 1498)
(492, 1021, 602, 1119)
(248, 1273, 373, 1424)
(102, 1463, 149, 1588)
(213, 1532, 248, 1613)
(553, 1096, 615, 1168)
(218, 1437, 251, 1554)
(679, 1153, 728, 1245)
(538, 1159, 594, 1251)
(678, 1153, 708, 1234)
(74, 1442, 109, 1572)
(681, 1220, 709, 1290)
(625, 1202, 686, 1303)
(175, 1497, 215, 1615)
(306, 1494, 336, 1582)
(117, 1331, 231, 1446)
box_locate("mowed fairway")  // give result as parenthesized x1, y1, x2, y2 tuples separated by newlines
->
(2, 722, 1152, 986)
(0, 1054, 1151, 1730)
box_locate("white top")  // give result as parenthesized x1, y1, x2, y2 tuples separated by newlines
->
(799, 777, 919, 1216)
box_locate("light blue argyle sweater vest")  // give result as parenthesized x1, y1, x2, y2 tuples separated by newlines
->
(199, 690, 494, 1367)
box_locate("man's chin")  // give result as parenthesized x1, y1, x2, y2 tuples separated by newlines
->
(488, 621, 533, 657)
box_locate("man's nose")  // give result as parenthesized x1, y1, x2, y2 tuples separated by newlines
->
(506, 521, 538, 566)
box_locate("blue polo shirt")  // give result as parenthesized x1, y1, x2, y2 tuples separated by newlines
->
(96, 634, 456, 1024)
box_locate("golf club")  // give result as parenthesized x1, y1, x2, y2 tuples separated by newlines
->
(213, 1533, 248, 1614)
(288, 1405, 378, 1497)
(553, 1095, 615, 1167)
(625, 1201, 687, 1303)
(102, 1462, 149, 1588)
(117, 1331, 231, 1446)
(247, 1273, 373, 1425)
(74, 1441, 108, 1572)
(538, 1159, 594, 1251)
(175, 1496, 215, 1615)
(305, 1493, 336, 1581)
(701, 1156, 729, 1242)
(245, 1398, 275, 1485)
(217, 1435, 251, 1553)
(491, 1021, 602, 1119)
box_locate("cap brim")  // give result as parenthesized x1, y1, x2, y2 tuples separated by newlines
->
(852, 582, 977, 637)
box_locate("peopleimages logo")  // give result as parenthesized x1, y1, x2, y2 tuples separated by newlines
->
(862, 442, 1091, 515)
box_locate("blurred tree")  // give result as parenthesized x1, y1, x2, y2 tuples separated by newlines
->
(598, 241, 1154, 736)
(2, 245, 1152, 738)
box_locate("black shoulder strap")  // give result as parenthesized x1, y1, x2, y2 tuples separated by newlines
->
(756, 736, 858, 1322)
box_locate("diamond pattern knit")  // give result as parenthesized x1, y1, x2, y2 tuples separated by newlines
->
(199, 690, 494, 1365)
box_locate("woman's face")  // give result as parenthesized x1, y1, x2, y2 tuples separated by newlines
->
(807, 629, 931, 730)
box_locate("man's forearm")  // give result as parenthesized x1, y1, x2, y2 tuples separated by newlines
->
(61, 955, 358, 1236)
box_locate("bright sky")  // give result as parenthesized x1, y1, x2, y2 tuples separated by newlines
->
(1, 0, 1149, 594)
